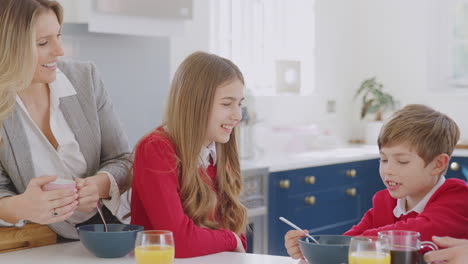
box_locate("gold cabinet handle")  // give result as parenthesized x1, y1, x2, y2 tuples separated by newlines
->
(304, 176, 316, 184)
(346, 188, 357, 197)
(450, 162, 460, 171)
(279, 179, 290, 189)
(346, 169, 357, 178)
(305, 196, 316, 205)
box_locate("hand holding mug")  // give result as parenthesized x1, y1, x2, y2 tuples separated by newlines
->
(424, 236, 468, 264)
(18, 175, 78, 224)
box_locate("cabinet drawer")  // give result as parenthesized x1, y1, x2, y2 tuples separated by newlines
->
(287, 185, 362, 230)
(267, 185, 362, 255)
(271, 160, 376, 194)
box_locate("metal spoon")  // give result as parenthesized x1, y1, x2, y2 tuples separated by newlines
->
(279, 217, 320, 244)
(96, 199, 108, 232)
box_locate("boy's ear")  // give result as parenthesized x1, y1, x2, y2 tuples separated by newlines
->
(431, 153, 450, 176)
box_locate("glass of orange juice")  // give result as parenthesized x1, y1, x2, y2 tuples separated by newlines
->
(135, 230, 175, 264)
(348, 236, 391, 264)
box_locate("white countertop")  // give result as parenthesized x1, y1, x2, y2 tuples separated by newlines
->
(0, 242, 298, 264)
(241, 146, 468, 172)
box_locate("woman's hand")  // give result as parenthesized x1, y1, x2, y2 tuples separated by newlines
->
(284, 229, 307, 259)
(424, 236, 468, 264)
(75, 173, 110, 213)
(232, 232, 246, 253)
(16, 175, 77, 224)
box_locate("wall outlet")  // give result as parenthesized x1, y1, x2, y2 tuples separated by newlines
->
(327, 100, 336, 113)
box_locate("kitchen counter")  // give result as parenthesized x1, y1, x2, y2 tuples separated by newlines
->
(241, 145, 468, 173)
(241, 145, 380, 172)
(0, 242, 297, 264)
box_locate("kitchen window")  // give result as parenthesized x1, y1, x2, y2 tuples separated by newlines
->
(451, 2, 468, 87)
(209, 0, 316, 96)
(431, 0, 468, 91)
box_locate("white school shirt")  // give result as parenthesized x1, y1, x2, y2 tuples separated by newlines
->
(4, 69, 121, 226)
(393, 176, 446, 217)
(199, 141, 217, 168)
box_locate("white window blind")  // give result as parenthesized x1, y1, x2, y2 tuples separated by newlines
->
(451, 1, 468, 87)
(210, 0, 315, 96)
(432, 0, 468, 90)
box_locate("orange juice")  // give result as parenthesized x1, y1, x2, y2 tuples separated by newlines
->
(135, 245, 175, 264)
(349, 251, 391, 264)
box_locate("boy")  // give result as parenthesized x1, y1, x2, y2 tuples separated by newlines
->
(285, 104, 468, 259)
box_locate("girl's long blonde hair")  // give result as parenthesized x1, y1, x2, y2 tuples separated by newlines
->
(163, 51, 247, 234)
(0, 0, 63, 131)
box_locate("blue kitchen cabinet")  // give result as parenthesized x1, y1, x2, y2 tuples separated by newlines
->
(268, 159, 382, 256)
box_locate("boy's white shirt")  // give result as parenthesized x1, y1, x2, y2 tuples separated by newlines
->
(393, 176, 446, 217)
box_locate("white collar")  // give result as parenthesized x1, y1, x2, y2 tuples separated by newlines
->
(16, 68, 77, 110)
(199, 141, 217, 168)
(48, 68, 77, 110)
(393, 176, 446, 217)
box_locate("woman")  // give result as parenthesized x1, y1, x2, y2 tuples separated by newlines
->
(0, 0, 131, 239)
(131, 52, 247, 258)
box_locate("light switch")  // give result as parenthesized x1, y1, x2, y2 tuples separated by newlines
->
(327, 100, 336, 113)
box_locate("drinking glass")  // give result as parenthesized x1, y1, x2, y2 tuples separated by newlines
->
(378, 230, 438, 264)
(349, 236, 391, 264)
(134, 230, 174, 264)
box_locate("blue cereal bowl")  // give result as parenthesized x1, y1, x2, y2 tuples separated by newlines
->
(298, 235, 351, 264)
(77, 224, 144, 258)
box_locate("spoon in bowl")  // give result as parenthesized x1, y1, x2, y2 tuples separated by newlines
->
(279, 217, 320, 244)
(96, 199, 108, 232)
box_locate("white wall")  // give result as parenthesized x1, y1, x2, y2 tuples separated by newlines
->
(168, 0, 468, 151)
(169, 0, 211, 76)
(252, 0, 360, 152)
(169, 0, 362, 152)
(62, 24, 170, 147)
(350, 0, 468, 143)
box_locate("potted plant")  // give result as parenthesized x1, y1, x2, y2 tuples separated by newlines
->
(354, 77, 396, 144)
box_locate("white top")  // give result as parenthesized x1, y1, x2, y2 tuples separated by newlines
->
(6, 69, 121, 225)
(393, 176, 446, 217)
(199, 141, 217, 168)
(0, 242, 298, 264)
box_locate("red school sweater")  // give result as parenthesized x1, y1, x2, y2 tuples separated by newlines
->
(130, 130, 247, 258)
(344, 178, 468, 242)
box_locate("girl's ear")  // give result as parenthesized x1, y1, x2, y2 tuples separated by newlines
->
(431, 153, 450, 176)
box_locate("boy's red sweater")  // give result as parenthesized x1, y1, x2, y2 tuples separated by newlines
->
(344, 178, 468, 242)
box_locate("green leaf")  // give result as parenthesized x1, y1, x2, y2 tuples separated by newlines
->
(354, 77, 395, 119)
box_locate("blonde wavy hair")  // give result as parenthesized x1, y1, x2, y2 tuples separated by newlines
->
(0, 0, 63, 133)
(162, 51, 247, 235)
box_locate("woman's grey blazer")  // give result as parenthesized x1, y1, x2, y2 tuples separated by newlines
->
(0, 60, 132, 239)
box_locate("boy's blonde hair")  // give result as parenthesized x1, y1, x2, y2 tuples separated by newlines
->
(378, 104, 460, 167)
(0, 0, 63, 131)
(162, 51, 247, 235)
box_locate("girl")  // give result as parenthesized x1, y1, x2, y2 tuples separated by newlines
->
(0, 0, 131, 239)
(130, 51, 248, 258)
